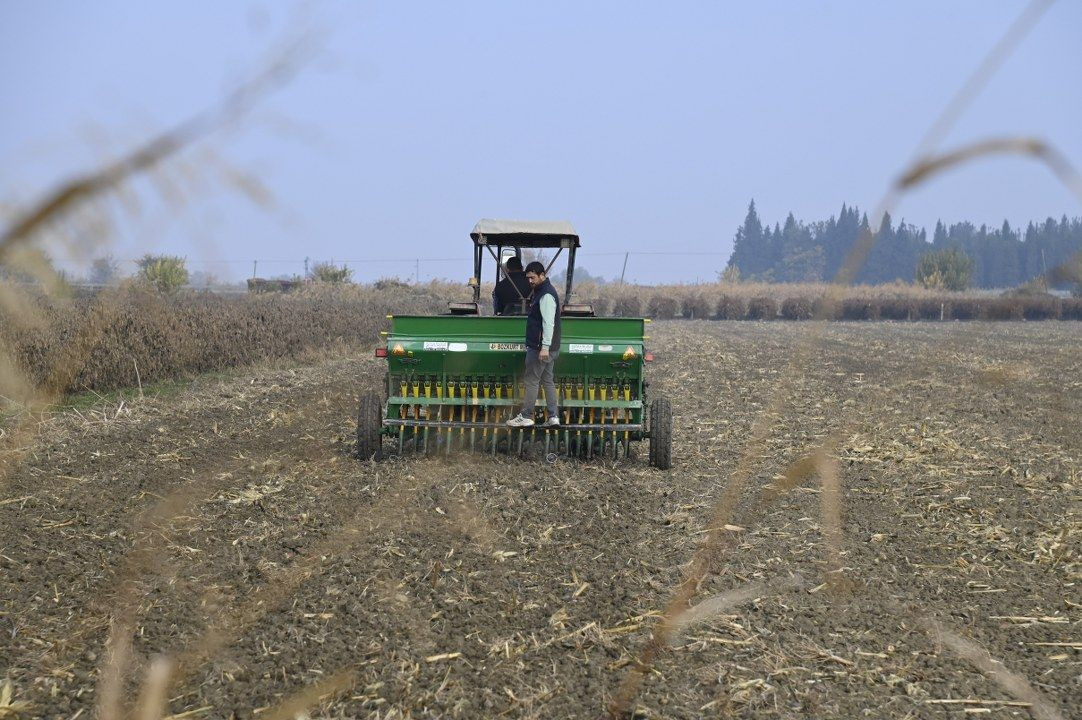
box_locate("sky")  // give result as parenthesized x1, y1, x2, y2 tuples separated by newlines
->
(1, 1, 1080, 285)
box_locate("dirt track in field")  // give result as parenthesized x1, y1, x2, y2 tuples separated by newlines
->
(1, 321, 1079, 719)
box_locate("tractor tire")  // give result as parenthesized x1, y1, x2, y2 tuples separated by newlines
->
(648, 396, 673, 470)
(356, 391, 384, 461)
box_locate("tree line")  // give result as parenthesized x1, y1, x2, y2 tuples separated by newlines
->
(727, 200, 1082, 288)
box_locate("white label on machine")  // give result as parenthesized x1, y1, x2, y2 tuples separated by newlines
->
(569, 343, 594, 353)
(423, 341, 448, 351)
(448, 342, 468, 352)
(598, 344, 613, 352)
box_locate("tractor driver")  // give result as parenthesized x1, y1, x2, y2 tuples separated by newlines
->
(506, 261, 561, 428)
(492, 255, 532, 315)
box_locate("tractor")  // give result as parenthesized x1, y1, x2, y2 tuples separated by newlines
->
(356, 219, 672, 467)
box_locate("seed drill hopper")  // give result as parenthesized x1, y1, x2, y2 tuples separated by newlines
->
(357, 220, 672, 467)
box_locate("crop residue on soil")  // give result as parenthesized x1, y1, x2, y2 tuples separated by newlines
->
(1, 321, 1079, 718)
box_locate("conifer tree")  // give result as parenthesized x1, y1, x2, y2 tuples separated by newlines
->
(728, 199, 764, 278)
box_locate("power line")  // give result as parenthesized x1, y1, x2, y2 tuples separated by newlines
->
(52, 251, 726, 264)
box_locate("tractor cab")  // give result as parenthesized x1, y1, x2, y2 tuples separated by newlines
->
(356, 218, 672, 468)
(448, 219, 595, 317)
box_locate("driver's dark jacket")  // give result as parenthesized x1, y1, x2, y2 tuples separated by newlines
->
(492, 272, 532, 315)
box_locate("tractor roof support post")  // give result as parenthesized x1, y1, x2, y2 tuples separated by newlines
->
(473, 243, 482, 304)
(565, 245, 576, 300)
(543, 247, 564, 278)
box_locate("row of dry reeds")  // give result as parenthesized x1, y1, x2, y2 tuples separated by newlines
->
(411, 278, 1079, 320)
(1, 279, 1077, 397)
(0, 283, 448, 397)
(568, 280, 1079, 321)
(610, 290, 1082, 321)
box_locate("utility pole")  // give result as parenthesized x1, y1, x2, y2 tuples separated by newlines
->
(304, 256, 309, 279)
(619, 252, 630, 284)
(252, 260, 258, 279)
(415, 258, 420, 284)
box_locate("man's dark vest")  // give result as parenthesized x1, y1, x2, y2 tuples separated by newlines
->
(525, 279, 562, 350)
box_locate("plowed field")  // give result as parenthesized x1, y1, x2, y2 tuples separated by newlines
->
(1, 321, 1079, 719)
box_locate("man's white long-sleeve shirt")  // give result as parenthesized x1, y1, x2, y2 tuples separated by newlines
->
(539, 294, 556, 349)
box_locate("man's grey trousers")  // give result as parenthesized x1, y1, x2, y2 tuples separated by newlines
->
(519, 348, 560, 417)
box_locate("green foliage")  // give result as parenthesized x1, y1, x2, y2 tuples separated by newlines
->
(916, 248, 972, 291)
(312, 262, 353, 284)
(719, 265, 741, 283)
(727, 200, 1082, 288)
(137, 255, 188, 294)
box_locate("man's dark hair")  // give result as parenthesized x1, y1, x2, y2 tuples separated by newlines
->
(504, 256, 523, 272)
(525, 261, 546, 276)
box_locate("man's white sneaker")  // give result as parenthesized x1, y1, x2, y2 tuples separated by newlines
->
(506, 414, 534, 428)
(541, 416, 560, 427)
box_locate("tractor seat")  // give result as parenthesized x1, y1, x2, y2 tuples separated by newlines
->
(498, 300, 529, 316)
(447, 302, 480, 315)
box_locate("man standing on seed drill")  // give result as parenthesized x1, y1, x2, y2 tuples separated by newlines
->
(506, 261, 561, 428)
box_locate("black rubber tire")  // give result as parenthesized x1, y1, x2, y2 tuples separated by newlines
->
(649, 396, 673, 470)
(356, 391, 383, 461)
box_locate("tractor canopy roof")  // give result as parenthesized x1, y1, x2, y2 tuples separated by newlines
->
(470, 219, 580, 249)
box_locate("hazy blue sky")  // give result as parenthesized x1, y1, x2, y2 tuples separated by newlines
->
(2, 1, 1080, 284)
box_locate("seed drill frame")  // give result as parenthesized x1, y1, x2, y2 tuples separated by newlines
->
(357, 220, 672, 467)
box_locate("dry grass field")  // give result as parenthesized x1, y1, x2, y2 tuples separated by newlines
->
(0, 280, 1077, 399)
(1, 320, 1078, 719)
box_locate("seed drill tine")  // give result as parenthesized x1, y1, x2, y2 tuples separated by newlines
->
(435, 376, 444, 449)
(568, 382, 574, 455)
(623, 383, 631, 455)
(597, 384, 604, 449)
(491, 380, 500, 455)
(458, 380, 467, 446)
(412, 379, 421, 451)
(421, 377, 431, 453)
(445, 380, 455, 455)
(611, 386, 619, 460)
(469, 380, 478, 452)
(482, 381, 490, 450)
(575, 379, 584, 456)
(587, 380, 596, 459)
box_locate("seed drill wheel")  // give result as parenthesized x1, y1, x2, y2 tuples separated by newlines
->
(649, 396, 673, 470)
(356, 391, 383, 461)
